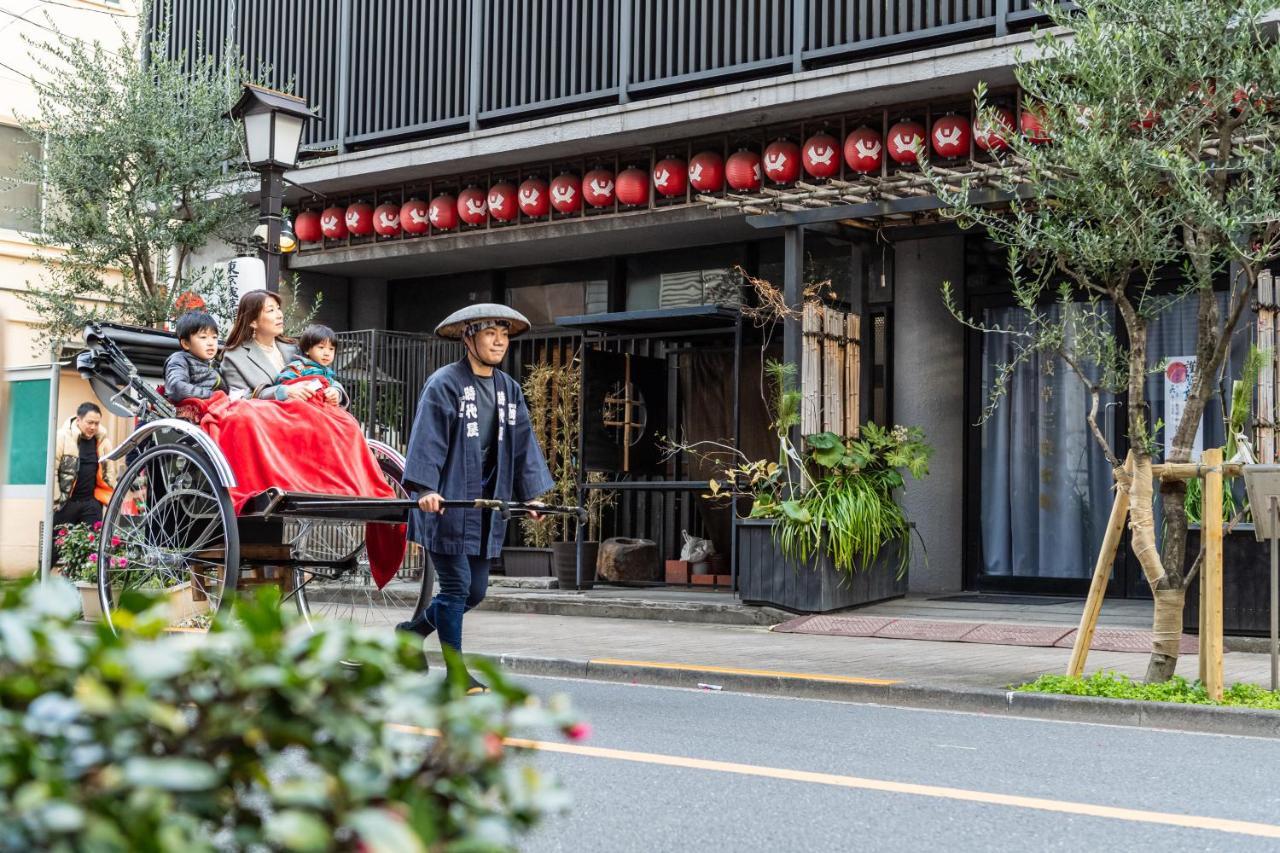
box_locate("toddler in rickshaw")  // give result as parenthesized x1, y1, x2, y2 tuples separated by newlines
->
(275, 324, 348, 407)
(163, 311, 225, 414)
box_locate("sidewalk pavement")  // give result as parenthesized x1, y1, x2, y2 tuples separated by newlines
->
(457, 608, 1277, 692)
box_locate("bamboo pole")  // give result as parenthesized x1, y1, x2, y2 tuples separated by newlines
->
(845, 313, 860, 438)
(1150, 462, 1243, 480)
(1203, 447, 1225, 701)
(801, 302, 823, 436)
(1258, 269, 1276, 464)
(823, 307, 843, 434)
(1068, 452, 1135, 677)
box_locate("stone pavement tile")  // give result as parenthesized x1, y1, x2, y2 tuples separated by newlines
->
(1055, 628, 1200, 655)
(873, 619, 982, 642)
(958, 623, 1074, 647)
(772, 614, 897, 637)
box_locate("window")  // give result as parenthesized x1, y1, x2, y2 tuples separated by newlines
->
(5, 379, 50, 485)
(0, 125, 42, 233)
(503, 263, 609, 328)
(625, 245, 745, 311)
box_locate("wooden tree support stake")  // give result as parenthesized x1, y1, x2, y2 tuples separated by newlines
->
(1068, 452, 1134, 677)
(1203, 447, 1225, 701)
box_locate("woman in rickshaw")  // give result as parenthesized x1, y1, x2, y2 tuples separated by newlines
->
(172, 289, 406, 585)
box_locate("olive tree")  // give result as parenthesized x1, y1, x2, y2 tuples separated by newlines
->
(924, 0, 1280, 681)
(15, 6, 252, 348)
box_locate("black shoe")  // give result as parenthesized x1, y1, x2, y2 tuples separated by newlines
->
(465, 674, 489, 695)
(395, 617, 434, 638)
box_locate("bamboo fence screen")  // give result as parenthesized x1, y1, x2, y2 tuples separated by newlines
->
(801, 302, 860, 438)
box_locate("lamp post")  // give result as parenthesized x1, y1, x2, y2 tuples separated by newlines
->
(227, 84, 316, 293)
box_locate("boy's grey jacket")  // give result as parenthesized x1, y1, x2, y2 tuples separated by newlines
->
(163, 350, 223, 401)
(221, 340, 300, 399)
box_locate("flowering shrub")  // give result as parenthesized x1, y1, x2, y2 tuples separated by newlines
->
(53, 522, 126, 584)
(0, 580, 582, 850)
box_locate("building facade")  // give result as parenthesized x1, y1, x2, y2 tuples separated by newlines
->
(1, 1, 137, 576)
(162, 0, 1242, 601)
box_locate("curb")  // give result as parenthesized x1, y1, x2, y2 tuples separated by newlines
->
(476, 592, 790, 627)
(432, 651, 1280, 739)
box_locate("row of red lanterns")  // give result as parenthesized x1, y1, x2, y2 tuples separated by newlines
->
(294, 107, 1046, 241)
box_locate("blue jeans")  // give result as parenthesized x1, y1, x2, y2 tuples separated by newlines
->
(419, 551, 492, 653)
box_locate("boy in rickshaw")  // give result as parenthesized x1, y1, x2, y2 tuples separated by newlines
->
(397, 304, 554, 693)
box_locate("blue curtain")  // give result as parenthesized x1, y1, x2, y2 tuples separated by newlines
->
(980, 303, 1118, 579)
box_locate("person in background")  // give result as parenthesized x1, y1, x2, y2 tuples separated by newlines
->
(220, 289, 310, 402)
(163, 311, 224, 403)
(53, 402, 114, 527)
(276, 324, 346, 406)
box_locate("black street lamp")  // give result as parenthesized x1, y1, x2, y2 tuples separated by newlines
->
(227, 84, 317, 293)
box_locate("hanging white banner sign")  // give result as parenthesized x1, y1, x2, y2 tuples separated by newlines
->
(1164, 355, 1204, 462)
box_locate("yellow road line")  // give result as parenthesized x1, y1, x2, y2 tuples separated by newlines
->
(587, 658, 899, 686)
(388, 723, 1280, 839)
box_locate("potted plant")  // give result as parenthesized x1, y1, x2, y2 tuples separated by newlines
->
(55, 521, 209, 625)
(673, 360, 932, 612)
(53, 522, 106, 620)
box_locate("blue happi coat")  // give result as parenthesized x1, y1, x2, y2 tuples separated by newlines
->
(404, 359, 555, 556)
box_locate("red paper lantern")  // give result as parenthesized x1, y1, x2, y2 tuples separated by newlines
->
(887, 120, 925, 164)
(516, 178, 549, 218)
(725, 150, 762, 191)
(294, 210, 322, 243)
(802, 133, 839, 178)
(616, 167, 649, 206)
(373, 202, 401, 236)
(345, 202, 374, 236)
(843, 127, 883, 174)
(320, 205, 348, 239)
(1020, 107, 1051, 144)
(583, 168, 616, 208)
(550, 173, 582, 213)
(457, 187, 488, 225)
(1130, 107, 1160, 131)
(763, 139, 801, 184)
(974, 106, 1016, 152)
(428, 194, 458, 231)
(400, 198, 430, 234)
(487, 182, 518, 222)
(688, 151, 724, 192)
(652, 158, 687, 197)
(931, 114, 971, 159)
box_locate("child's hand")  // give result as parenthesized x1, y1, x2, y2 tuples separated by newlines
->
(323, 387, 341, 405)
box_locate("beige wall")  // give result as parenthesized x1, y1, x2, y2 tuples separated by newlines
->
(1, 1, 137, 577)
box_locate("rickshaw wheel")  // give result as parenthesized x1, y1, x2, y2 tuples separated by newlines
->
(99, 441, 240, 633)
(291, 452, 433, 630)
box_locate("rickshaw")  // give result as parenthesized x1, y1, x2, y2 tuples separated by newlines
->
(76, 322, 582, 632)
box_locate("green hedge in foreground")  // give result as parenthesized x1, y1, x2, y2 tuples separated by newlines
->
(1016, 671, 1280, 710)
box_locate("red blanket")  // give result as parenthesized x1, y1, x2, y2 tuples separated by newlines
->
(188, 392, 407, 588)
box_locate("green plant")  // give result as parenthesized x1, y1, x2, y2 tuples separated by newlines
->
(0, 578, 581, 850)
(53, 522, 128, 585)
(773, 425, 932, 576)
(520, 359, 582, 547)
(1016, 670, 1280, 710)
(698, 360, 932, 576)
(1184, 345, 1264, 525)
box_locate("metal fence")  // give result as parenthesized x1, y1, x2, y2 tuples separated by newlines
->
(152, 0, 1056, 152)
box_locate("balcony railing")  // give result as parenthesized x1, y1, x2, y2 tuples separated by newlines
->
(153, 0, 1051, 154)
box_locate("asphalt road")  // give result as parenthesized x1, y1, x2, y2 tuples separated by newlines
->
(512, 676, 1280, 852)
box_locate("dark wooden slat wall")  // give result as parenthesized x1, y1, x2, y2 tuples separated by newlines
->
(153, 0, 1053, 151)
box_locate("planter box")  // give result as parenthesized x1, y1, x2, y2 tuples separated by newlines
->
(736, 519, 907, 613)
(77, 580, 208, 624)
(1183, 525, 1273, 637)
(501, 547, 554, 577)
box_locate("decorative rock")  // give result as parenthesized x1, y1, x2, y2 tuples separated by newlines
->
(597, 537, 660, 582)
